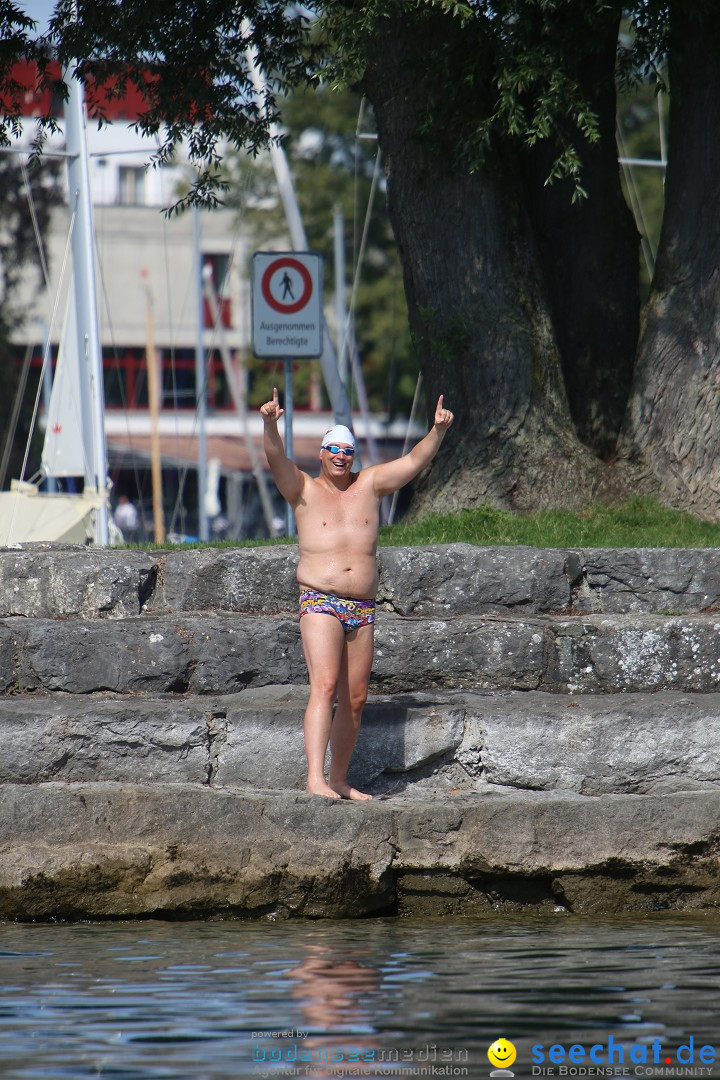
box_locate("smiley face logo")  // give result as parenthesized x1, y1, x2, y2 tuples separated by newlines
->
(488, 1038, 517, 1070)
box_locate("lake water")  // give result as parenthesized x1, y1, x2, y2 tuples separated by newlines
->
(1, 914, 719, 1080)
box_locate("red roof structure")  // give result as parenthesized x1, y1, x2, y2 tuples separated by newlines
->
(4, 60, 152, 121)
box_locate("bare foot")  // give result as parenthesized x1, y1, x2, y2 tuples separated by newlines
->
(329, 780, 373, 801)
(306, 780, 341, 799)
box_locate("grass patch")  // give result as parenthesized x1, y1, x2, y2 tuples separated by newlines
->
(378, 497, 720, 549)
(115, 535, 294, 551)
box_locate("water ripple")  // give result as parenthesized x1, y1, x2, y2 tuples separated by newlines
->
(0, 915, 719, 1078)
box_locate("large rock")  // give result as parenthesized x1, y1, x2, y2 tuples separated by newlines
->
(0, 625, 17, 693)
(0, 695, 212, 785)
(0, 547, 154, 619)
(574, 548, 720, 614)
(7, 610, 720, 696)
(393, 787, 720, 915)
(4, 545, 720, 618)
(152, 545, 720, 616)
(149, 546, 299, 615)
(0, 783, 396, 920)
(2, 612, 548, 695)
(376, 545, 571, 615)
(1, 782, 720, 919)
(153, 544, 720, 617)
(215, 688, 466, 791)
(150, 544, 573, 616)
(5, 614, 305, 694)
(463, 689, 720, 795)
(548, 613, 720, 693)
(371, 614, 547, 692)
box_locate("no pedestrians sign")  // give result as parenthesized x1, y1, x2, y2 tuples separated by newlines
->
(251, 251, 323, 358)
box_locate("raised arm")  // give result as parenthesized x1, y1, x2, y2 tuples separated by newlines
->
(260, 387, 306, 505)
(371, 394, 454, 498)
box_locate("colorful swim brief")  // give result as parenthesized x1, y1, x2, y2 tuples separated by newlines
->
(298, 590, 376, 633)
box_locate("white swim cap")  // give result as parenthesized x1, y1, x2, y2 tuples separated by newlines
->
(321, 425, 355, 449)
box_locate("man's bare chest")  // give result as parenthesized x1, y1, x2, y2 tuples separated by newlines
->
(304, 480, 378, 530)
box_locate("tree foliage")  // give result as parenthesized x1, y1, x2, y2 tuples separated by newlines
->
(320, 0, 617, 199)
(0, 3, 43, 143)
(2, 0, 655, 208)
(1, 1, 316, 206)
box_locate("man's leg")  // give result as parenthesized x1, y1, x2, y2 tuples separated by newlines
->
(328, 623, 374, 801)
(299, 613, 346, 797)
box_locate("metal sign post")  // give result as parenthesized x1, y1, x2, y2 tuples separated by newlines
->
(251, 252, 323, 536)
(283, 357, 295, 537)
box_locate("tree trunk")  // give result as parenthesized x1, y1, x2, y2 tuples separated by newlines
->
(621, 2, 720, 518)
(361, 11, 604, 515)
(521, 5, 640, 459)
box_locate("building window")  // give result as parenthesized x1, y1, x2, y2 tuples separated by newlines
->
(202, 253, 232, 328)
(203, 253, 229, 292)
(117, 166, 145, 205)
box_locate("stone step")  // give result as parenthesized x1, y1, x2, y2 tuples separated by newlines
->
(4, 544, 720, 619)
(4, 610, 720, 695)
(0, 686, 462, 792)
(1, 687, 718, 798)
(1, 780, 719, 918)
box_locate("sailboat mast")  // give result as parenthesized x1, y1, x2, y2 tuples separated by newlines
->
(64, 67, 109, 545)
(194, 206, 209, 543)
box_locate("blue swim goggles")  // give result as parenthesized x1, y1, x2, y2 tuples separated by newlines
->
(322, 444, 355, 456)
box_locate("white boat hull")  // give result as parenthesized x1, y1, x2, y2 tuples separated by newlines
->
(0, 482, 106, 546)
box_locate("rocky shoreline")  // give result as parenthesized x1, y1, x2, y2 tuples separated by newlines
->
(2, 543, 720, 920)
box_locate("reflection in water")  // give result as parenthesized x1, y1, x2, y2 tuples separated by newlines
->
(288, 942, 379, 1029)
(282, 943, 380, 1074)
(0, 914, 719, 1078)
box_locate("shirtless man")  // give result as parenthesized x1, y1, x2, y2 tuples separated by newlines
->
(260, 387, 454, 800)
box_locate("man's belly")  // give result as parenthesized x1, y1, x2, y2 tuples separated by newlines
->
(297, 553, 379, 600)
